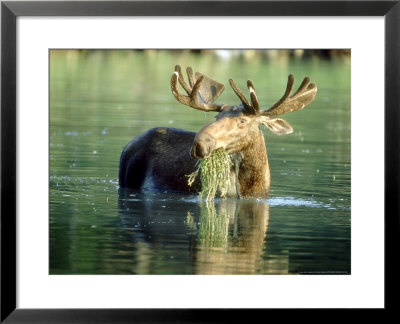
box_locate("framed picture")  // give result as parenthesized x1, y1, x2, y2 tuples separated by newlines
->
(1, 0, 398, 322)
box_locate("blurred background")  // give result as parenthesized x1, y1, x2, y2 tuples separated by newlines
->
(49, 49, 351, 274)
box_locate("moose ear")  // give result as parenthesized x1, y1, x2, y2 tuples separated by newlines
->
(195, 72, 225, 104)
(260, 117, 293, 135)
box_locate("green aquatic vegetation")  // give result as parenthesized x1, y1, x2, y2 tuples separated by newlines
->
(188, 148, 233, 201)
(198, 202, 229, 247)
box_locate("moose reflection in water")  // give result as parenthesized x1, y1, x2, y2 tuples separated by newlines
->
(118, 189, 288, 274)
(119, 65, 317, 198)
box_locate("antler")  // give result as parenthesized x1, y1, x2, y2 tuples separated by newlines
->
(229, 74, 317, 117)
(171, 65, 225, 112)
(172, 67, 317, 116)
(228, 78, 260, 115)
(261, 74, 317, 116)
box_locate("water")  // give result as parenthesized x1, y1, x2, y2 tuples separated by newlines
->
(49, 50, 351, 274)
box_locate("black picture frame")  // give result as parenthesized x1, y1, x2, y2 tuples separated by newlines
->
(1, 0, 399, 322)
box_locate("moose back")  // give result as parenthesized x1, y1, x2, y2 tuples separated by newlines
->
(119, 66, 317, 198)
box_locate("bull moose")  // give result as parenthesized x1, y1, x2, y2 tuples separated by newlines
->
(119, 65, 317, 198)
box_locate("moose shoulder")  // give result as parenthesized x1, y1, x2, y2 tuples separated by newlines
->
(119, 127, 200, 192)
(119, 65, 317, 198)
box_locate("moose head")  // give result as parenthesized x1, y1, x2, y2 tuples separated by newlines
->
(171, 65, 317, 160)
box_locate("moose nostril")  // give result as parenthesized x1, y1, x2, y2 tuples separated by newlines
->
(192, 133, 216, 159)
(192, 142, 211, 159)
(196, 144, 206, 157)
(191, 143, 200, 158)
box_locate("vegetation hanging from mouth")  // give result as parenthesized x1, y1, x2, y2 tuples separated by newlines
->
(187, 148, 233, 201)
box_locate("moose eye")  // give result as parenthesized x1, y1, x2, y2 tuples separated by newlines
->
(238, 118, 247, 127)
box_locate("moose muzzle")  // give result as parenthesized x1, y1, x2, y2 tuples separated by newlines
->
(191, 132, 216, 159)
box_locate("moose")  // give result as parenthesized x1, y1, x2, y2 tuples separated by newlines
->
(119, 65, 317, 198)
